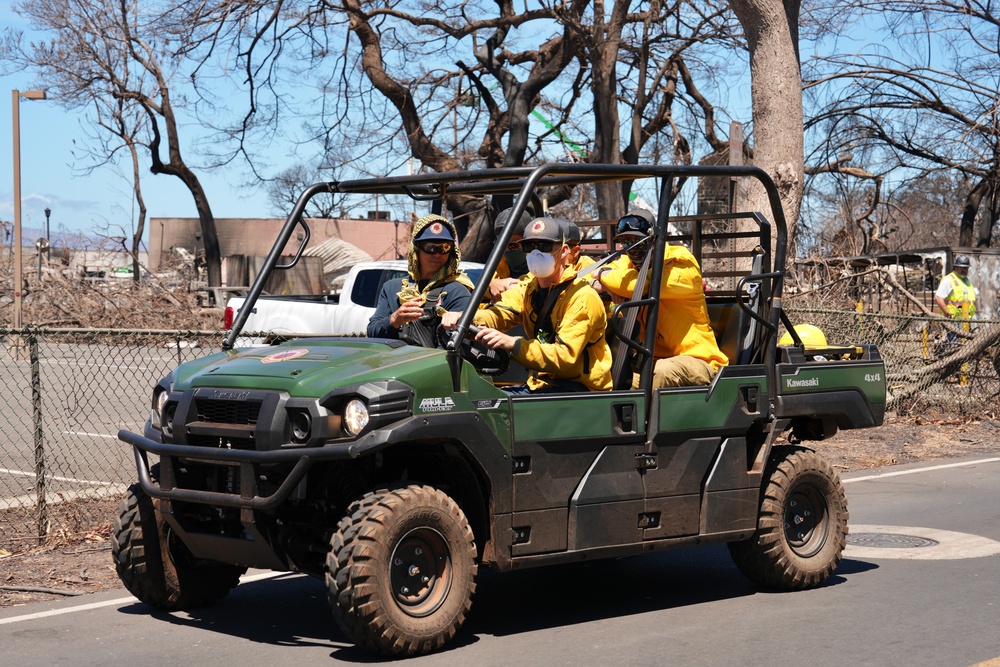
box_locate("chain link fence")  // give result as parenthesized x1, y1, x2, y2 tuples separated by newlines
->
(785, 307, 1000, 417)
(2, 315, 998, 553)
(1, 328, 222, 554)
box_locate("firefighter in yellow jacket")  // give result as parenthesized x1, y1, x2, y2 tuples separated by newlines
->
(593, 209, 727, 388)
(444, 217, 612, 394)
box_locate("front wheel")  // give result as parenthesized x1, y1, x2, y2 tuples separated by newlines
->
(112, 482, 246, 609)
(728, 446, 848, 590)
(326, 485, 477, 657)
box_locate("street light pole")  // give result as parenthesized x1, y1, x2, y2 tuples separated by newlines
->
(42, 206, 51, 286)
(11, 89, 47, 329)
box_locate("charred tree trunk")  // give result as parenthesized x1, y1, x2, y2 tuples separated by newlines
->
(959, 178, 987, 248)
(728, 0, 805, 253)
(127, 139, 146, 283)
(887, 322, 1000, 409)
(590, 0, 628, 221)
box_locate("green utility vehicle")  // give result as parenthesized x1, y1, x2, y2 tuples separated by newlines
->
(114, 164, 885, 657)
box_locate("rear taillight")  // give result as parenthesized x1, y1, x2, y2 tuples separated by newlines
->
(224, 307, 234, 330)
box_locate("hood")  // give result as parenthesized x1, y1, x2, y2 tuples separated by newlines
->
(171, 339, 448, 396)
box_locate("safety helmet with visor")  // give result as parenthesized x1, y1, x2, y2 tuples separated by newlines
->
(613, 208, 655, 264)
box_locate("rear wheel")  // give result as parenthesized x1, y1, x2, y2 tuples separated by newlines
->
(112, 482, 246, 609)
(326, 485, 477, 656)
(728, 446, 848, 590)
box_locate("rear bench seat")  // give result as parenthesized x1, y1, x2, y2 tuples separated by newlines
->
(707, 299, 747, 365)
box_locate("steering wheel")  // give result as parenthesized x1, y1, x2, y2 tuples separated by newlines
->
(438, 324, 510, 376)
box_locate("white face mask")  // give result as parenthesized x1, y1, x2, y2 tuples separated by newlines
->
(525, 249, 557, 278)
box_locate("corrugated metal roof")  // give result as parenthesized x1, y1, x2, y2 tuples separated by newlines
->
(303, 236, 373, 292)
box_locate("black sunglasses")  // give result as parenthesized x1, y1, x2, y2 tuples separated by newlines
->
(520, 240, 558, 253)
(417, 241, 454, 255)
(618, 237, 650, 250)
(619, 237, 650, 259)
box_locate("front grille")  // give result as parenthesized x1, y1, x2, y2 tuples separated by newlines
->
(196, 399, 261, 425)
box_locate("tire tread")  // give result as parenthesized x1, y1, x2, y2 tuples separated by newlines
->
(729, 446, 848, 590)
(326, 484, 477, 657)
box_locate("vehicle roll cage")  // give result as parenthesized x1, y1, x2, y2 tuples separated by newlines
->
(223, 163, 790, 406)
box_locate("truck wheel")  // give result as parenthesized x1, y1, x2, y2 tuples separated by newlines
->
(728, 446, 848, 590)
(326, 485, 477, 657)
(112, 482, 246, 610)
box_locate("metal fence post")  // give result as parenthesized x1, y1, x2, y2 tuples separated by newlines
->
(29, 332, 49, 541)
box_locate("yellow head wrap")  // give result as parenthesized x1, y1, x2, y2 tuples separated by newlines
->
(397, 214, 475, 305)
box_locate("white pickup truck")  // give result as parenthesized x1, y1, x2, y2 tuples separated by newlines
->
(224, 259, 485, 343)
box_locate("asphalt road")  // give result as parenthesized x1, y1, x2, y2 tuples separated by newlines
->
(2, 455, 999, 667)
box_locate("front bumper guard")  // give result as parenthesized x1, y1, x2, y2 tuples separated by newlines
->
(120, 429, 370, 511)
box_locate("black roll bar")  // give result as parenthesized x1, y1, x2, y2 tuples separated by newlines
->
(222, 182, 330, 350)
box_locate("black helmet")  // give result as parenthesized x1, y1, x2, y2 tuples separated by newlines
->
(494, 208, 533, 237)
(613, 208, 655, 242)
(954, 254, 971, 268)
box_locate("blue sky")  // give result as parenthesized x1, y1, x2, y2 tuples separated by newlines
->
(0, 6, 294, 248)
(0, 85, 269, 246)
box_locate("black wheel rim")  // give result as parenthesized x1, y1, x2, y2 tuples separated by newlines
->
(784, 482, 829, 558)
(389, 527, 452, 618)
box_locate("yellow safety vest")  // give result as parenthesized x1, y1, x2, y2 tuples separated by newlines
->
(943, 272, 976, 318)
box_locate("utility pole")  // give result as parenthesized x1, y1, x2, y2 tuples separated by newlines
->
(11, 89, 47, 330)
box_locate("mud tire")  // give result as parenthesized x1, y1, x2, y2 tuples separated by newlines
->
(728, 446, 848, 590)
(112, 482, 246, 609)
(326, 484, 477, 656)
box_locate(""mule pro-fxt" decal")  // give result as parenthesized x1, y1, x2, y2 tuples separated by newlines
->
(419, 397, 456, 412)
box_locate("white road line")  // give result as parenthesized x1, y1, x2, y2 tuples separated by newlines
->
(0, 571, 287, 626)
(843, 457, 1000, 484)
(0, 468, 116, 486)
(1, 485, 128, 510)
(40, 361, 161, 370)
(61, 431, 119, 439)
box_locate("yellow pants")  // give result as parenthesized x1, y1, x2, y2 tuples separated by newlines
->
(632, 355, 718, 389)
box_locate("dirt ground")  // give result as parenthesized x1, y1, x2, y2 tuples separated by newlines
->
(2, 412, 999, 610)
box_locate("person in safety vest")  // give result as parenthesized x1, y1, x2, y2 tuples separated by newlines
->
(367, 214, 474, 347)
(934, 254, 977, 321)
(443, 217, 612, 394)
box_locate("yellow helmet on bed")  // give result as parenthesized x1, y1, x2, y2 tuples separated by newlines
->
(779, 324, 828, 348)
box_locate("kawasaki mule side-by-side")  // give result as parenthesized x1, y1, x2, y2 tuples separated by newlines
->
(113, 164, 885, 657)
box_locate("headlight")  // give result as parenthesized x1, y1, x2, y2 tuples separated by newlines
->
(343, 399, 369, 436)
(152, 387, 169, 425)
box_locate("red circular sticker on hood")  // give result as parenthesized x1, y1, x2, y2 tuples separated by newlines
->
(261, 348, 310, 364)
